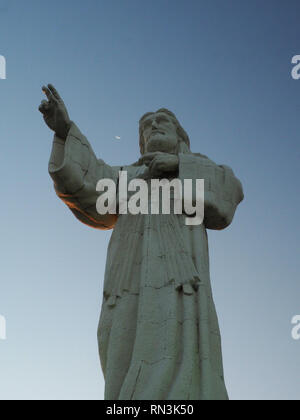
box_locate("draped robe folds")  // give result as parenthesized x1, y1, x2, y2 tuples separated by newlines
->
(49, 122, 244, 400)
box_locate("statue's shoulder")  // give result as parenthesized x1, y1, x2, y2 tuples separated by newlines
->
(191, 152, 209, 160)
(190, 153, 234, 173)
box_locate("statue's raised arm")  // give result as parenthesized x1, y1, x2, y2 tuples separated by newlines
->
(39, 84, 119, 230)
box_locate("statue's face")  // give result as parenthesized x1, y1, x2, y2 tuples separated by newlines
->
(141, 112, 178, 154)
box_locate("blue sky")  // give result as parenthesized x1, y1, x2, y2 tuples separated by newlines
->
(0, 0, 299, 400)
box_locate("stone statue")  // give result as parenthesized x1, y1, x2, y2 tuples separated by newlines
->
(39, 84, 244, 400)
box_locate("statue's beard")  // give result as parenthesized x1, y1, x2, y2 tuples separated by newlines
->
(146, 135, 178, 154)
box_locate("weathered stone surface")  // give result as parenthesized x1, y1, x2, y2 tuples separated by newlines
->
(40, 87, 244, 400)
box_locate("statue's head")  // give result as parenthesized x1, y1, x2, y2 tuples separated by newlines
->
(139, 108, 190, 155)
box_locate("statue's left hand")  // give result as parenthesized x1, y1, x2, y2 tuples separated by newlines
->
(139, 152, 179, 177)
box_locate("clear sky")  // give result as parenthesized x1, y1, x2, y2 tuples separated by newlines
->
(0, 0, 299, 400)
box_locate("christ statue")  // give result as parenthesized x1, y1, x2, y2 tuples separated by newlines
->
(39, 84, 244, 400)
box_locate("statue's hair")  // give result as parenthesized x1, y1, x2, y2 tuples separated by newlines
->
(139, 108, 190, 155)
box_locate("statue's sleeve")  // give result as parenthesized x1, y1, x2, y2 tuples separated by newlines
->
(178, 153, 244, 230)
(48, 122, 119, 230)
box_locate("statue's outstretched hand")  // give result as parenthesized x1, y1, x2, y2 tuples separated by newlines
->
(39, 84, 71, 140)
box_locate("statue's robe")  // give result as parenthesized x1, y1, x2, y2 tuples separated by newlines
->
(49, 123, 244, 400)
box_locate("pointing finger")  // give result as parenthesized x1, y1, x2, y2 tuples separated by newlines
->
(48, 84, 62, 100)
(42, 85, 55, 101)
